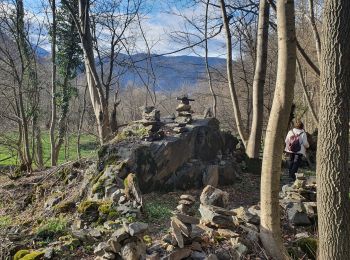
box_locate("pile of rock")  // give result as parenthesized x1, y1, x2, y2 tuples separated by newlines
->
(113, 173, 143, 219)
(174, 95, 194, 132)
(280, 173, 317, 226)
(170, 194, 199, 248)
(94, 222, 148, 260)
(140, 106, 164, 141)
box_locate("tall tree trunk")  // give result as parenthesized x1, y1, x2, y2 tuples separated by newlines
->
(246, 0, 270, 158)
(219, 0, 248, 145)
(307, 0, 321, 65)
(260, 0, 296, 259)
(16, 0, 33, 172)
(64, 0, 111, 144)
(77, 85, 88, 160)
(205, 0, 217, 117)
(317, 0, 350, 259)
(50, 0, 58, 166)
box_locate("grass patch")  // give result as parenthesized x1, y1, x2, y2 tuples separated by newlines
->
(144, 199, 175, 221)
(0, 131, 99, 166)
(0, 215, 12, 228)
(36, 216, 68, 240)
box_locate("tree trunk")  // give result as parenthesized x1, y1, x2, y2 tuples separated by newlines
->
(246, 0, 270, 158)
(50, 0, 58, 166)
(219, 0, 248, 145)
(260, 0, 296, 259)
(205, 0, 217, 117)
(317, 0, 350, 259)
(296, 58, 318, 124)
(307, 0, 321, 65)
(77, 0, 111, 144)
(77, 85, 88, 160)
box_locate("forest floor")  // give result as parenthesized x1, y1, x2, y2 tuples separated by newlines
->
(0, 162, 317, 259)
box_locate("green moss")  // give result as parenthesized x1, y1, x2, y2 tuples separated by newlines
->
(214, 235, 227, 243)
(0, 215, 11, 228)
(92, 179, 106, 195)
(98, 202, 112, 215)
(54, 201, 76, 213)
(14, 250, 30, 260)
(77, 200, 100, 214)
(108, 210, 120, 220)
(296, 237, 317, 259)
(20, 251, 44, 260)
(143, 235, 152, 246)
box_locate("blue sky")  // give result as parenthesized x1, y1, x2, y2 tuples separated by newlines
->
(22, 0, 226, 57)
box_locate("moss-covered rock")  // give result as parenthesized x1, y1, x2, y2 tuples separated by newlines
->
(14, 250, 30, 260)
(20, 251, 44, 260)
(77, 200, 100, 214)
(53, 201, 76, 213)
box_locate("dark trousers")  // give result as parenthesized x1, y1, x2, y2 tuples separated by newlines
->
(287, 153, 303, 181)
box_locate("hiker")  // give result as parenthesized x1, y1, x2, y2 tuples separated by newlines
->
(285, 120, 309, 181)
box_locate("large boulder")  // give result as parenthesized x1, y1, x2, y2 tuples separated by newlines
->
(97, 118, 240, 193)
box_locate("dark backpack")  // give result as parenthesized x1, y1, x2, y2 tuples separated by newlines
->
(288, 130, 303, 153)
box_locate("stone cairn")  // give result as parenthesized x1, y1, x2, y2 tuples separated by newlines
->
(140, 106, 164, 141)
(94, 221, 148, 260)
(174, 95, 194, 133)
(280, 173, 317, 227)
(160, 186, 262, 259)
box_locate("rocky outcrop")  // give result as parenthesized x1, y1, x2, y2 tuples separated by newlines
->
(96, 117, 241, 194)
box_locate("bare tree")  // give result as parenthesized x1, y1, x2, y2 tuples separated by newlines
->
(260, 0, 296, 259)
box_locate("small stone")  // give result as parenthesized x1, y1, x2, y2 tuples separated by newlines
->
(146, 252, 160, 260)
(103, 251, 116, 260)
(199, 204, 237, 228)
(217, 229, 239, 238)
(174, 213, 199, 224)
(171, 217, 190, 237)
(171, 219, 184, 248)
(295, 232, 309, 239)
(120, 240, 146, 260)
(286, 203, 311, 226)
(247, 205, 261, 217)
(111, 227, 130, 243)
(205, 254, 218, 260)
(89, 229, 102, 239)
(111, 190, 124, 203)
(128, 222, 149, 236)
(94, 242, 111, 256)
(179, 199, 194, 206)
(200, 185, 229, 208)
(104, 221, 120, 230)
(43, 247, 54, 259)
(177, 204, 191, 214)
(191, 251, 206, 259)
(119, 195, 127, 204)
(180, 194, 196, 202)
(108, 237, 121, 254)
(166, 248, 192, 260)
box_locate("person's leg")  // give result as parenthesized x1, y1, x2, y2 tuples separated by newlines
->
(290, 154, 303, 179)
(288, 153, 295, 180)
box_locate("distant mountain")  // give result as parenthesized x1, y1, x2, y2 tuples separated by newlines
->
(100, 53, 226, 91)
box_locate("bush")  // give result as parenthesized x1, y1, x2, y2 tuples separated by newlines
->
(36, 216, 67, 240)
